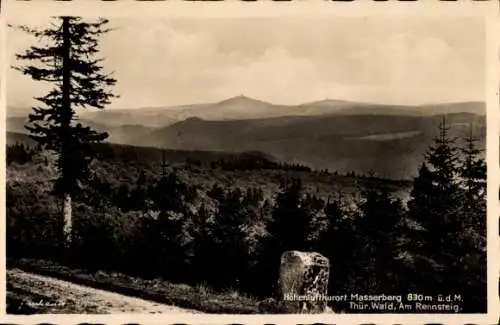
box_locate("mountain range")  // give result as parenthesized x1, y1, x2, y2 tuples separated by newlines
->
(7, 96, 486, 179)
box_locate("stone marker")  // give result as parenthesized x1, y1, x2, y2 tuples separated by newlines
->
(277, 250, 330, 313)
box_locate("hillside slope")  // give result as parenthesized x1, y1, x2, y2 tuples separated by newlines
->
(6, 99, 485, 179)
(133, 113, 485, 179)
(9, 98, 485, 129)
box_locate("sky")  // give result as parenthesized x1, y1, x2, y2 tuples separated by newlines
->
(7, 16, 485, 110)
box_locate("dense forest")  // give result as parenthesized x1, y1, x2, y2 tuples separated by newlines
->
(6, 16, 486, 314)
(6, 119, 486, 313)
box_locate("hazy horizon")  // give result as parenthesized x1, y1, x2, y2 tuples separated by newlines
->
(7, 94, 486, 117)
(8, 16, 485, 113)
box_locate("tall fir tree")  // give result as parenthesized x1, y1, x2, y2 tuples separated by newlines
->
(408, 118, 462, 238)
(455, 125, 487, 312)
(406, 117, 465, 294)
(211, 187, 249, 288)
(355, 180, 404, 293)
(405, 162, 436, 254)
(12, 17, 117, 249)
(458, 125, 486, 234)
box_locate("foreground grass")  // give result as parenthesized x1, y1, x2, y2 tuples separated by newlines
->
(8, 258, 262, 314)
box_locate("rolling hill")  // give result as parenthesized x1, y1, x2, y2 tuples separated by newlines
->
(6, 132, 35, 147)
(10, 96, 482, 130)
(132, 112, 485, 180)
(6, 116, 154, 146)
(6, 98, 486, 179)
(8, 97, 485, 132)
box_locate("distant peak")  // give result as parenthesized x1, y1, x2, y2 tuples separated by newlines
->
(218, 95, 263, 104)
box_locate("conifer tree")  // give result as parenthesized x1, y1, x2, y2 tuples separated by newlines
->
(211, 187, 249, 288)
(148, 168, 195, 278)
(267, 178, 311, 253)
(355, 180, 404, 292)
(256, 179, 311, 295)
(408, 117, 461, 242)
(191, 203, 215, 281)
(256, 178, 311, 296)
(12, 17, 117, 249)
(406, 117, 465, 294)
(320, 198, 344, 250)
(407, 163, 435, 222)
(317, 197, 353, 295)
(458, 126, 486, 233)
(455, 125, 487, 312)
(406, 162, 436, 253)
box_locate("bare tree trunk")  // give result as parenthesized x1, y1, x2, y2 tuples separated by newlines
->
(61, 17, 73, 250)
(62, 193, 72, 247)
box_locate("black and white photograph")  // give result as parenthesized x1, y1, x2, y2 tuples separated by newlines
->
(3, 2, 497, 321)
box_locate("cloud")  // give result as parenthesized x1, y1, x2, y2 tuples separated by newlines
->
(97, 22, 228, 106)
(219, 47, 322, 104)
(344, 33, 483, 103)
(7, 17, 485, 110)
(104, 24, 335, 106)
(414, 37, 451, 63)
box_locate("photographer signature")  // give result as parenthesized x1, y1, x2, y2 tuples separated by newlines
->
(26, 299, 66, 307)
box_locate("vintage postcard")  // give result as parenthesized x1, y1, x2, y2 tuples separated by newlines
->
(1, 0, 499, 324)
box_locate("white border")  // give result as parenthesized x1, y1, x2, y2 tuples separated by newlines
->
(2, 0, 499, 324)
(0, 0, 7, 318)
